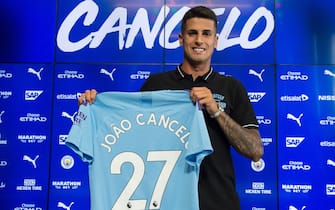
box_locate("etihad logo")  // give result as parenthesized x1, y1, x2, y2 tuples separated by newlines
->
(287, 113, 303, 127)
(25, 90, 43, 101)
(324, 69, 335, 78)
(256, 115, 271, 125)
(248, 69, 265, 82)
(58, 70, 84, 79)
(320, 116, 335, 126)
(286, 137, 305, 148)
(0, 91, 12, 99)
(280, 71, 308, 81)
(58, 201, 74, 210)
(0, 70, 12, 79)
(130, 71, 150, 80)
(14, 203, 43, 210)
(28, 67, 44, 80)
(100, 68, 116, 80)
(248, 92, 266, 102)
(23, 155, 39, 168)
(281, 94, 309, 102)
(282, 161, 311, 171)
(282, 184, 312, 193)
(19, 113, 47, 122)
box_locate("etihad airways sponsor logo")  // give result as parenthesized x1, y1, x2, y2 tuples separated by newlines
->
(320, 116, 335, 126)
(280, 71, 308, 81)
(57, 4, 274, 52)
(0, 70, 13, 78)
(14, 203, 43, 210)
(130, 71, 150, 80)
(282, 161, 311, 171)
(280, 94, 309, 102)
(19, 113, 47, 123)
(256, 115, 271, 125)
(248, 92, 266, 102)
(282, 184, 312, 193)
(58, 70, 84, 79)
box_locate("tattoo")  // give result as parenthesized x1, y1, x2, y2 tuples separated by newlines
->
(215, 112, 263, 162)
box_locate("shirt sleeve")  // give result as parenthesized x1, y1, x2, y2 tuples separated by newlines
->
(65, 104, 95, 163)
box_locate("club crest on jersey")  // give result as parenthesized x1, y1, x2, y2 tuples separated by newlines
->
(213, 93, 227, 109)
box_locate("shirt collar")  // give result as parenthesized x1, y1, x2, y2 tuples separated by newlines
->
(176, 64, 213, 81)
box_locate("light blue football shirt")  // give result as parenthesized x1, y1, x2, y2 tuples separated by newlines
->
(66, 90, 213, 210)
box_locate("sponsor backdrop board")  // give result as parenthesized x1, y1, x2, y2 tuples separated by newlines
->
(0, 0, 334, 210)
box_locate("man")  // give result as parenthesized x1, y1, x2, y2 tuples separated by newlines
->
(79, 5, 263, 210)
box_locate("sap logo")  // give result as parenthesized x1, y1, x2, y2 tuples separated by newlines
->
(248, 92, 266, 102)
(59, 135, 68, 145)
(58, 70, 84, 79)
(0, 70, 12, 79)
(326, 184, 335, 195)
(286, 137, 305, 148)
(28, 67, 44, 80)
(248, 69, 265, 82)
(25, 90, 43, 101)
(130, 71, 150, 80)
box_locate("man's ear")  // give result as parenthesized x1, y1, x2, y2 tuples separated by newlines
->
(178, 33, 183, 46)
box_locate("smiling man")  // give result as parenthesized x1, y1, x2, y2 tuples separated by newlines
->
(79, 5, 263, 210)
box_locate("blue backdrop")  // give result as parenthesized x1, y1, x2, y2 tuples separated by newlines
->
(0, 0, 334, 210)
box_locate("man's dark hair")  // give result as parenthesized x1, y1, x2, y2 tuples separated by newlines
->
(181, 6, 218, 33)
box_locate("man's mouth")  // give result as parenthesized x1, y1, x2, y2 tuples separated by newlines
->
(193, 47, 205, 53)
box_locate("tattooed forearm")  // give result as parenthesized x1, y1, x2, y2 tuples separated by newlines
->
(215, 111, 264, 162)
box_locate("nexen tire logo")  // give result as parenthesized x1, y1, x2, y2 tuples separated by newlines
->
(248, 92, 266, 102)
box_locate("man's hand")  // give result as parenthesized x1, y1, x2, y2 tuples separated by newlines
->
(78, 89, 98, 106)
(190, 87, 219, 116)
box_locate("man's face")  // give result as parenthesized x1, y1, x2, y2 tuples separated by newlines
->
(179, 17, 218, 65)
